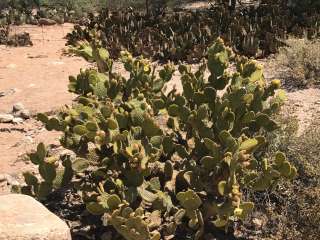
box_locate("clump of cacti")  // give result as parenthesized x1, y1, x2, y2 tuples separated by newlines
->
(22, 143, 73, 200)
(0, 24, 9, 45)
(66, 3, 320, 62)
(0, 1, 88, 26)
(23, 38, 296, 239)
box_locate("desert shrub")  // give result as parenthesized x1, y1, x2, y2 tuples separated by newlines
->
(0, 25, 9, 44)
(242, 114, 320, 240)
(21, 39, 296, 239)
(276, 38, 320, 88)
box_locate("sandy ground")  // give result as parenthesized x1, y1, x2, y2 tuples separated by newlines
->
(260, 58, 320, 135)
(0, 24, 90, 176)
(0, 24, 319, 192)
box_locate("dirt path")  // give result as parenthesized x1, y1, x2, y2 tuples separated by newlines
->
(260, 58, 320, 135)
(0, 24, 89, 177)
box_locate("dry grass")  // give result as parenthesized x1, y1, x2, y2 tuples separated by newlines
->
(276, 38, 320, 88)
(242, 113, 320, 239)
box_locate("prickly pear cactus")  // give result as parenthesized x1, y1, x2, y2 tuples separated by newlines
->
(22, 143, 73, 200)
(23, 39, 296, 239)
(103, 204, 161, 240)
(161, 38, 296, 230)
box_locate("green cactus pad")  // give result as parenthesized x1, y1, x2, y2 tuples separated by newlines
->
(177, 190, 202, 210)
(72, 158, 89, 172)
(73, 125, 88, 136)
(168, 104, 180, 117)
(218, 181, 227, 196)
(23, 172, 39, 186)
(86, 121, 98, 131)
(86, 202, 105, 215)
(37, 113, 49, 123)
(107, 118, 119, 130)
(37, 182, 53, 200)
(39, 163, 56, 182)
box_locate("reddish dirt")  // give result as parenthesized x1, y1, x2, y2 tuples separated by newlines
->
(0, 24, 90, 176)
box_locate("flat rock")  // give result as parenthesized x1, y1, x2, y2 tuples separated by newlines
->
(0, 114, 14, 123)
(12, 117, 24, 124)
(0, 194, 71, 240)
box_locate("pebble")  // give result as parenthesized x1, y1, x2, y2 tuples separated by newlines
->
(20, 109, 31, 119)
(0, 88, 16, 98)
(0, 114, 14, 123)
(252, 218, 263, 229)
(12, 102, 25, 112)
(25, 136, 34, 143)
(0, 174, 19, 186)
(12, 117, 24, 124)
(4, 174, 19, 186)
(0, 174, 6, 182)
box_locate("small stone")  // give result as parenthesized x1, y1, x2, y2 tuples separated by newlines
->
(0, 88, 16, 98)
(0, 174, 6, 182)
(294, 103, 301, 107)
(252, 217, 263, 229)
(24, 136, 34, 143)
(12, 117, 24, 124)
(0, 114, 14, 123)
(315, 101, 320, 105)
(4, 174, 19, 186)
(20, 109, 31, 119)
(59, 149, 76, 160)
(13, 102, 25, 112)
(38, 18, 57, 26)
(0, 194, 72, 240)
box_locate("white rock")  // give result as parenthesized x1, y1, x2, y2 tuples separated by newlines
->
(252, 217, 263, 229)
(0, 114, 14, 123)
(24, 136, 34, 143)
(12, 117, 24, 124)
(0, 174, 6, 182)
(13, 102, 25, 112)
(16, 109, 31, 119)
(0, 194, 72, 240)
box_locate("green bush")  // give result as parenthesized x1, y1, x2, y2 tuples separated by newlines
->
(21, 38, 295, 239)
